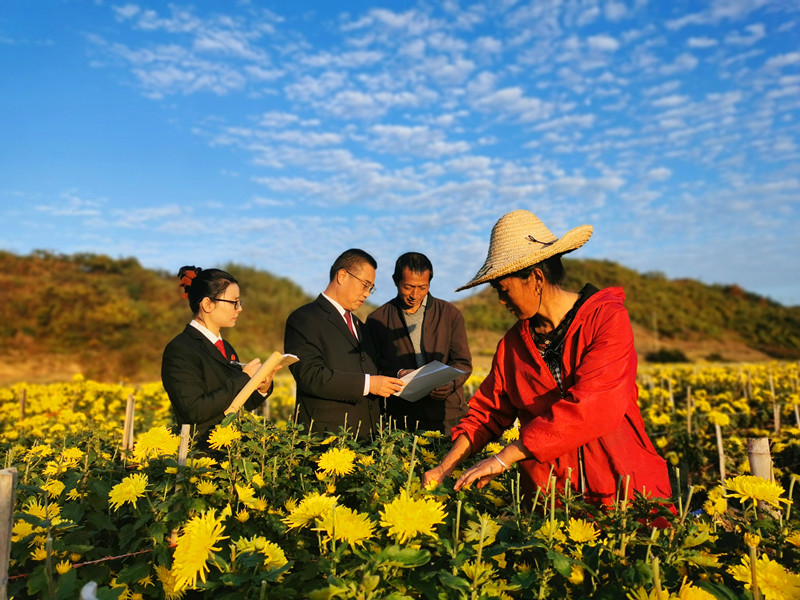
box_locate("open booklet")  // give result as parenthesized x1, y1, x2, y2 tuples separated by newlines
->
(393, 360, 466, 403)
(225, 351, 299, 415)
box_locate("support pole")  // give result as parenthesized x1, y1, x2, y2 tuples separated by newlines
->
(0, 468, 19, 600)
(177, 424, 191, 467)
(122, 394, 135, 454)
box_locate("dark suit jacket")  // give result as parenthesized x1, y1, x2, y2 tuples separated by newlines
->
(161, 324, 267, 445)
(284, 295, 381, 439)
(366, 294, 472, 432)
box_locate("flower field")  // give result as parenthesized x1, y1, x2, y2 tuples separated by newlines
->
(1, 363, 799, 599)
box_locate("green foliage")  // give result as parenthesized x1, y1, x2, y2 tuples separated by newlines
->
(645, 348, 690, 363)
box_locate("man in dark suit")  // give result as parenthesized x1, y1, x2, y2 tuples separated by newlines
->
(284, 249, 405, 439)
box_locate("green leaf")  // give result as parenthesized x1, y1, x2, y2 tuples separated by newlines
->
(436, 570, 471, 592)
(54, 568, 78, 600)
(374, 545, 431, 568)
(116, 561, 152, 584)
(547, 549, 573, 577)
(221, 413, 237, 427)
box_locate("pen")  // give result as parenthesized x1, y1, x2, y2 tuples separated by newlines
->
(229, 360, 247, 367)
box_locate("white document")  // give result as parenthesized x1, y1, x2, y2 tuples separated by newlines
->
(394, 360, 465, 402)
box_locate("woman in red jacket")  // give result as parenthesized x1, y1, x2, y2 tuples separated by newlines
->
(424, 210, 671, 505)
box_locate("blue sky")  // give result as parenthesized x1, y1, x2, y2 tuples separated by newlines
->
(2, 0, 799, 307)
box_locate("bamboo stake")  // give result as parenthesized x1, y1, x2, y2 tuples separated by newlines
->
(177, 424, 191, 467)
(121, 394, 135, 454)
(770, 371, 780, 434)
(715, 423, 726, 482)
(667, 378, 674, 411)
(18, 389, 26, 421)
(686, 385, 692, 435)
(0, 468, 18, 600)
(747, 438, 773, 482)
(262, 396, 270, 421)
(747, 438, 779, 518)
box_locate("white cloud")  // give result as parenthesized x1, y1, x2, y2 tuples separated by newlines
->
(688, 36, 719, 48)
(587, 34, 621, 52)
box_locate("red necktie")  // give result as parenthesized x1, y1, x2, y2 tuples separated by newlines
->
(344, 311, 357, 340)
(214, 339, 227, 358)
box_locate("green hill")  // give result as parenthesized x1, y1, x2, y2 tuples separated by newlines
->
(1, 251, 798, 383)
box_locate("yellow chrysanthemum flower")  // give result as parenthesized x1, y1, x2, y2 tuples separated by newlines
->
(66, 489, 86, 501)
(251, 497, 268, 512)
(31, 545, 48, 561)
(236, 509, 250, 523)
(678, 580, 716, 599)
(23, 497, 61, 520)
(729, 553, 800, 599)
(320, 435, 338, 445)
(186, 457, 217, 470)
(501, 427, 520, 443)
(133, 426, 180, 462)
(463, 513, 501, 545)
(41, 479, 65, 499)
(359, 454, 375, 466)
(484, 442, 504, 454)
(568, 565, 584, 585)
(318, 506, 375, 548)
(567, 518, 600, 545)
(108, 473, 149, 511)
(703, 485, 728, 517)
(251, 473, 265, 488)
(317, 447, 357, 477)
(207, 423, 242, 450)
(234, 536, 288, 569)
(422, 430, 443, 438)
(787, 532, 800, 548)
(380, 490, 446, 544)
(154, 564, 184, 600)
(12, 520, 34, 543)
(724, 475, 788, 508)
(535, 520, 566, 545)
(171, 509, 229, 591)
(55, 560, 71, 575)
(744, 532, 761, 548)
(707, 411, 731, 427)
(282, 492, 338, 530)
(196, 479, 218, 496)
(235, 483, 256, 505)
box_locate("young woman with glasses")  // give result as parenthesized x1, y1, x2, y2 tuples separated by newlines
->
(161, 265, 276, 447)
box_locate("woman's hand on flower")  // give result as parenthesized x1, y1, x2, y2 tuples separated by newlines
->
(454, 456, 505, 491)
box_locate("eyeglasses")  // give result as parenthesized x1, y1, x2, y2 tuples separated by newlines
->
(345, 270, 376, 294)
(213, 298, 243, 309)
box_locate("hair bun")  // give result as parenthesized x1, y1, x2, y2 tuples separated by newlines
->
(178, 266, 201, 298)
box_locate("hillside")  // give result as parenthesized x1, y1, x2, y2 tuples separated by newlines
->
(0, 251, 798, 384)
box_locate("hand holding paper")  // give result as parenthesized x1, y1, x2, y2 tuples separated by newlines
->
(225, 352, 299, 415)
(393, 361, 465, 402)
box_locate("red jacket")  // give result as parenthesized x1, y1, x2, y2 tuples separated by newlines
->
(452, 287, 671, 505)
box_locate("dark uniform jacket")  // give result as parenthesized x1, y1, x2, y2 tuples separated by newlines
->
(161, 324, 268, 445)
(366, 294, 472, 433)
(284, 295, 381, 439)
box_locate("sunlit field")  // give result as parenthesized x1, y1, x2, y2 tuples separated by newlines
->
(1, 363, 799, 599)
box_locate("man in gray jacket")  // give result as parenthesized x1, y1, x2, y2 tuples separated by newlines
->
(366, 252, 472, 434)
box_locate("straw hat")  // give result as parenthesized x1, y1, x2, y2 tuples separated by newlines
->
(457, 210, 593, 291)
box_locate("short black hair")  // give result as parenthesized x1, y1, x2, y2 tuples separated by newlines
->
(329, 248, 378, 282)
(506, 254, 566, 285)
(392, 252, 433, 284)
